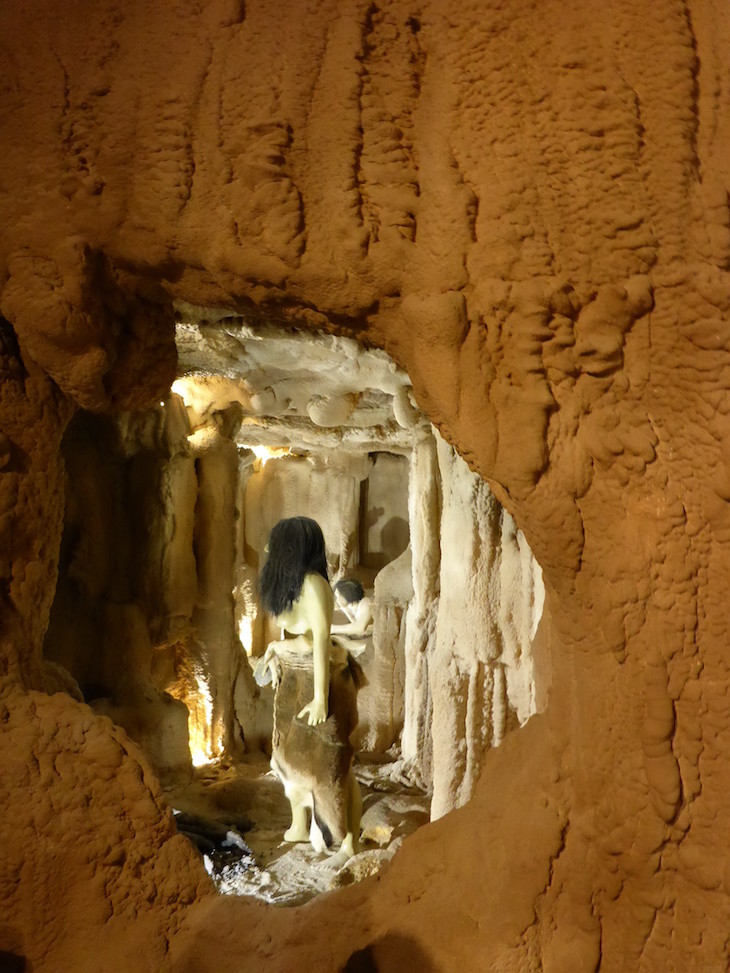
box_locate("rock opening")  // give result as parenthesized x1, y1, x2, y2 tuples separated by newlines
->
(43, 316, 545, 900)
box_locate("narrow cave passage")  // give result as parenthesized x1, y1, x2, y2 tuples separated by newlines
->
(43, 313, 546, 904)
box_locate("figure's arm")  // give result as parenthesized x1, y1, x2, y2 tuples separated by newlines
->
(256, 640, 283, 688)
(296, 574, 333, 726)
(330, 597, 373, 636)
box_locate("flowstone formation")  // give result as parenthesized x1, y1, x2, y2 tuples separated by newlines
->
(2, 0, 730, 971)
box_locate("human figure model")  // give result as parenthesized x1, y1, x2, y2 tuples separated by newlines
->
(259, 516, 364, 859)
(331, 578, 373, 637)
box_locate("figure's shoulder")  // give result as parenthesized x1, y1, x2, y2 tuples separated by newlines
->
(302, 571, 332, 594)
(301, 572, 334, 608)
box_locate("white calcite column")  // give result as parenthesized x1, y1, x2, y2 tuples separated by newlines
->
(355, 544, 412, 751)
(192, 432, 247, 759)
(400, 434, 441, 788)
(429, 433, 544, 819)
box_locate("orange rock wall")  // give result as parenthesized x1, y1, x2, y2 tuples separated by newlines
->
(2, 0, 730, 969)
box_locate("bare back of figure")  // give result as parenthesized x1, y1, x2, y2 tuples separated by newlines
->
(267, 570, 363, 858)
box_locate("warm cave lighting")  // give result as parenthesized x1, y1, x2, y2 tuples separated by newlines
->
(171, 377, 195, 407)
(187, 426, 219, 450)
(187, 671, 223, 767)
(238, 615, 254, 655)
(246, 444, 291, 467)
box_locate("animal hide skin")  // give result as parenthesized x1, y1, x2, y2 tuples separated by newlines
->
(270, 642, 364, 845)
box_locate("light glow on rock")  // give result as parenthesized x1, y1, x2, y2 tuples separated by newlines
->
(246, 444, 290, 467)
(187, 669, 222, 767)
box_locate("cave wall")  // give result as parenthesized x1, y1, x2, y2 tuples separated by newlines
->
(43, 403, 250, 776)
(360, 452, 410, 569)
(359, 543, 411, 752)
(242, 451, 374, 600)
(2, 0, 730, 970)
(429, 432, 543, 818)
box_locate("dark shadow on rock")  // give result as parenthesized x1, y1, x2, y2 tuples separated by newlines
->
(381, 516, 409, 562)
(0, 950, 28, 973)
(342, 933, 436, 973)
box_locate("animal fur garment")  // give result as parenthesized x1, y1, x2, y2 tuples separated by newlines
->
(270, 642, 364, 845)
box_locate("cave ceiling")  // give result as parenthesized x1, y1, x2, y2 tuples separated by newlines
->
(173, 308, 428, 454)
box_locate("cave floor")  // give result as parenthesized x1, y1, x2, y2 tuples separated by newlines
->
(163, 750, 430, 906)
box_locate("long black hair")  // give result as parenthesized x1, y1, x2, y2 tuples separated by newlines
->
(259, 516, 329, 616)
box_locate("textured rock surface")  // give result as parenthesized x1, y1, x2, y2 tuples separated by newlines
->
(430, 432, 543, 818)
(0, 686, 211, 972)
(1, 0, 730, 970)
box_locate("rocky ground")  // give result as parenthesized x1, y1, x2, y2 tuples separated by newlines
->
(163, 750, 431, 906)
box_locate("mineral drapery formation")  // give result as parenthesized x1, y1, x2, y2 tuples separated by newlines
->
(2, 0, 730, 970)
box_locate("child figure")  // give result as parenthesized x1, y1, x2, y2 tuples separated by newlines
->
(331, 578, 373, 637)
